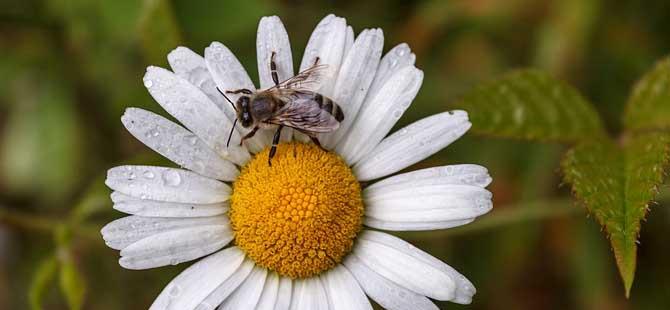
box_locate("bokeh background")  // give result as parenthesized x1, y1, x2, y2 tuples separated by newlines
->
(2, 0, 670, 309)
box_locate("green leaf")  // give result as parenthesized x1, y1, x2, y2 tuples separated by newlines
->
(59, 251, 86, 310)
(453, 69, 605, 143)
(138, 0, 182, 65)
(624, 56, 670, 131)
(29, 256, 58, 310)
(561, 131, 670, 296)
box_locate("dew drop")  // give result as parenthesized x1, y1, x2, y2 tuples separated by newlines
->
(392, 109, 403, 119)
(143, 171, 155, 179)
(396, 47, 408, 56)
(162, 170, 182, 187)
(144, 79, 154, 88)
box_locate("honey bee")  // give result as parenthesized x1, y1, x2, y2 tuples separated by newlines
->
(218, 52, 344, 165)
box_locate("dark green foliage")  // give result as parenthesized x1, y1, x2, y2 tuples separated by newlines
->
(454, 70, 605, 142)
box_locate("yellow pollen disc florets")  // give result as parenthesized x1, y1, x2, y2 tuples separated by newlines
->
(229, 142, 364, 278)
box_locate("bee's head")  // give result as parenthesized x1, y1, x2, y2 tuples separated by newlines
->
(236, 96, 253, 128)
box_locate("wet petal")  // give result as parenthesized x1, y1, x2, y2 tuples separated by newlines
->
(105, 165, 230, 204)
(121, 108, 238, 181)
(149, 247, 245, 310)
(359, 230, 476, 304)
(204, 42, 272, 152)
(354, 111, 471, 181)
(119, 224, 232, 269)
(320, 28, 384, 150)
(336, 66, 422, 164)
(143, 66, 250, 164)
(111, 192, 228, 218)
(343, 254, 438, 310)
(101, 215, 227, 250)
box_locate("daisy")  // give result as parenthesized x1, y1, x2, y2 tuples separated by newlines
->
(101, 14, 493, 310)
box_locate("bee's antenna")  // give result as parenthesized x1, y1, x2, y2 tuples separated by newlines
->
(216, 87, 237, 111)
(226, 118, 237, 148)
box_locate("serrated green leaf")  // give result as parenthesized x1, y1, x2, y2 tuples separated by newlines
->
(561, 131, 670, 296)
(29, 256, 58, 310)
(59, 252, 86, 310)
(138, 0, 182, 65)
(624, 57, 670, 131)
(453, 70, 605, 143)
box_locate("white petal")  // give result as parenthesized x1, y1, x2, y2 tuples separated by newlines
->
(354, 111, 472, 181)
(204, 42, 273, 152)
(353, 233, 455, 300)
(274, 276, 292, 310)
(143, 66, 250, 164)
(219, 265, 267, 309)
(111, 192, 228, 218)
(149, 247, 245, 310)
(367, 164, 492, 190)
(364, 184, 492, 222)
(119, 224, 232, 269)
(363, 217, 475, 231)
(289, 278, 329, 310)
(256, 16, 294, 142)
(299, 14, 348, 96)
(198, 258, 255, 309)
(367, 43, 416, 101)
(257, 16, 294, 89)
(362, 165, 492, 229)
(336, 66, 423, 163)
(255, 272, 280, 310)
(167, 46, 235, 117)
(320, 28, 384, 150)
(343, 26, 355, 58)
(121, 108, 239, 181)
(101, 215, 227, 250)
(322, 265, 372, 310)
(343, 254, 438, 310)
(359, 230, 476, 304)
(106, 166, 230, 204)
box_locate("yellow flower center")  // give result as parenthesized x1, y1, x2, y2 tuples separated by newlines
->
(229, 142, 363, 278)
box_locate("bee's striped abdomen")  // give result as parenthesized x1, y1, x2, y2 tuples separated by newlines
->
(314, 93, 344, 122)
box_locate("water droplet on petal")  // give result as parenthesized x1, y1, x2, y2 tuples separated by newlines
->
(143, 171, 155, 179)
(162, 170, 182, 187)
(144, 79, 154, 88)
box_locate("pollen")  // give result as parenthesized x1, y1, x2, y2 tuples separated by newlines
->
(229, 142, 364, 278)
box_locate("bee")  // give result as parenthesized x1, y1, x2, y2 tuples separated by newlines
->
(217, 52, 344, 165)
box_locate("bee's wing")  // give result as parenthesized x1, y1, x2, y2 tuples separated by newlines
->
(273, 63, 328, 90)
(267, 91, 340, 134)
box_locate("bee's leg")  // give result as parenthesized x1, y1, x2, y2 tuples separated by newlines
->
(309, 136, 327, 152)
(239, 126, 259, 146)
(313, 56, 321, 66)
(268, 125, 284, 166)
(226, 88, 253, 95)
(270, 51, 279, 86)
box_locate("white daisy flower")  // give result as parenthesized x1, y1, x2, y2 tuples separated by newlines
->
(101, 14, 493, 310)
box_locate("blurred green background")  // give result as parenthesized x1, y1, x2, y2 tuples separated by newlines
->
(1, 0, 670, 309)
